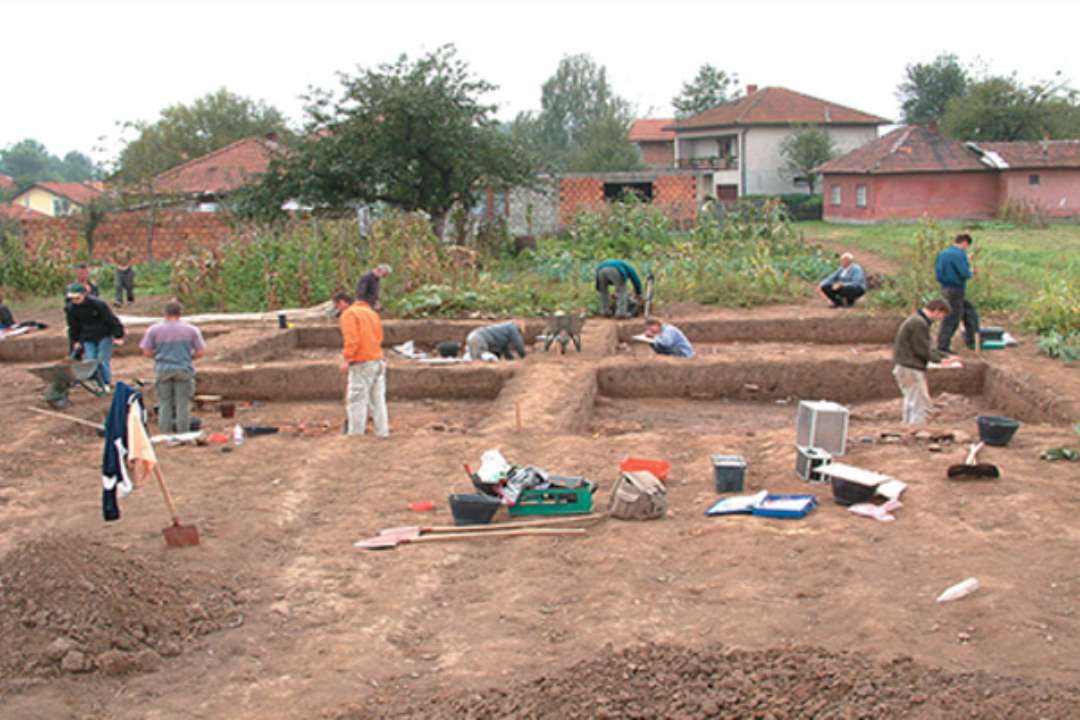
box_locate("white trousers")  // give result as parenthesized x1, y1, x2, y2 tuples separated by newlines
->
(892, 365, 930, 425)
(347, 360, 389, 436)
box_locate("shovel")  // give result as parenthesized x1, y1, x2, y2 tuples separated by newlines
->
(152, 464, 200, 546)
(946, 442, 1001, 480)
(376, 512, 602, 542)
(355, 527, 585, 551)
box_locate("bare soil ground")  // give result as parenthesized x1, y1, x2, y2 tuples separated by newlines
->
(1, 301, 1079, 720)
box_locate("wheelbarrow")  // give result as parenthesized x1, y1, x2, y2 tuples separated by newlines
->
(26, 359, 107, 409)
(541, 313, 585, 354)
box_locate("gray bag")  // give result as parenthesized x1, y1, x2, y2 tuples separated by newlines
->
(609, 470, 667, 520)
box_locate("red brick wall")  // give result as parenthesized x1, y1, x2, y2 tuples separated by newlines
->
(998, 168, 1080, 218)
(559, 177, 604, 225)
(559, 175, 698, 228)
(823, 172, 999, 222)
(652, 175, 698, 226)
(639, 141, 675, 168)
(19, 211, 242, 261)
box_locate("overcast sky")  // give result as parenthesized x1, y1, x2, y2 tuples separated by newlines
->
(3, 0, 1079, 166)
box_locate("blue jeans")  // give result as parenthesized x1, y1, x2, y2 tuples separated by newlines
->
(82, 336, 114, 387)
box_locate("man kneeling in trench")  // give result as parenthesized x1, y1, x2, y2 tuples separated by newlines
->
(334, 291, 389, 437)
(465, 320, 527, 361)
(642, 317, 695, 357)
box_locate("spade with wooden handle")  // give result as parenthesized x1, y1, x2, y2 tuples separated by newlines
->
(354, 527, 585, 551)
(376, 513, 602, 541)
(153, 464, 200, 547)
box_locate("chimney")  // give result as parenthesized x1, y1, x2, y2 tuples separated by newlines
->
(746, 84, 758, 95)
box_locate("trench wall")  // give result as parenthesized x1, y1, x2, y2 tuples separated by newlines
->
(596, 357, 986, 405)
(293, 319, 548, 350)
(982, 365, 1080, 425)
(0, 328, 229, 363)
(616, 315, 902, 345)
(194, 362, 513, 402)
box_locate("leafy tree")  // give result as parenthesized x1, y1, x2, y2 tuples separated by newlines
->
(896, 53, 969, 125)
(59, 151, 98, 182)
(115, 87, 291, 182)
(779, 126, 835, 194)
(942, 73, 1080, 141)
(515, 54, 641, 172)
(0, 139, 52, 188)
(672, 64, 740, 118)
(238, 45, 538, 236)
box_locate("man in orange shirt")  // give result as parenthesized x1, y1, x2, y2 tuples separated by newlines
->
(333, 291, 389, 437)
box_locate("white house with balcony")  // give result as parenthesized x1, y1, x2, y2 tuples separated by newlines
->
(663, 85, 889, 198)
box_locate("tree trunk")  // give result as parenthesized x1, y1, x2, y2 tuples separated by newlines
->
(430, 211, 448, 242)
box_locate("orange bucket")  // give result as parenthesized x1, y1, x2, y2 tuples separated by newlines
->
(618, 457, 671, 482)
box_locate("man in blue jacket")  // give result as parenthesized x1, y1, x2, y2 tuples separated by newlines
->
(596, 259, 643, 318)
(935, 233, 980, 353)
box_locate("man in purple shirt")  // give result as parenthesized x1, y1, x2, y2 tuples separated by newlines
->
(139, 301, 206, 432)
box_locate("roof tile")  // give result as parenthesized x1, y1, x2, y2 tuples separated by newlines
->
(628, 119, 675, 142)
(816, 126, 989, 174)
(152, 137, 281, 195)
(670, 87, 889, 131)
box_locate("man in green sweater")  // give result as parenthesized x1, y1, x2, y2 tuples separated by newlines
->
(595, 259, 643, 318)
(892, 299, 961, 425)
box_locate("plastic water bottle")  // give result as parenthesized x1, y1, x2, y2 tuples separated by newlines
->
(232, 424, 245, 446)
(936, 577, 980, 603)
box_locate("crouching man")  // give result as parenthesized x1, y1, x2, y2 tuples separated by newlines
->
(892, 298, 960, 425)
(643, 317, 694, 358)
(334, 291, 389, 437)
(466, 321, 527, 361)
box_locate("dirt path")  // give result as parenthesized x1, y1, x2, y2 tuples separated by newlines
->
(810, 237, 902, 277)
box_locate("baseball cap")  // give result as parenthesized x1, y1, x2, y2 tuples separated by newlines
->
(66, 282, 87, 298)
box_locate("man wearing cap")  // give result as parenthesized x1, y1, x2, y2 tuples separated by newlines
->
(816, 253, 866, 308)
(65, 282, 125, 390)
(355, 264, 392, 312)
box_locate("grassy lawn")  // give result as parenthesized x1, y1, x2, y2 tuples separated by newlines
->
(800, 220, 1080, 297)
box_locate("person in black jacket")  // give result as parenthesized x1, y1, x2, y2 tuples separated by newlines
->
(65, 282, 125, 390)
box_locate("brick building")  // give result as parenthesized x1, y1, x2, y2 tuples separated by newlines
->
(559, 171, 700, 227)
(817, 125, 1080, 222)
(152, 135, 283, 209)
(628, 119, 675, 168)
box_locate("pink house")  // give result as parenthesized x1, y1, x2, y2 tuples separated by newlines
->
(817, 125, 1080, 222)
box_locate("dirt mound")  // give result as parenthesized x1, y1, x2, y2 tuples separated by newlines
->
(349, 643, 1080, 720)
(0, 535, 242, 679)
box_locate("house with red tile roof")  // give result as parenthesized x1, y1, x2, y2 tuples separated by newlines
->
(0, 202, 45, 220)
(816, 125, 1080, 222)
(628, 119, 675, 168)
(665, 85, 889, 199)
(9, 181, 103, 217)
(0, 173, 15, 193)
(151, 136, 282, 207)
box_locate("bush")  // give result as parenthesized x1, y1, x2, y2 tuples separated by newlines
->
(1025, 276, 1080, 335)
(740, 194, 823, 222)
(997, 199, 1049, 228)
(1037, 330, 1079, 363)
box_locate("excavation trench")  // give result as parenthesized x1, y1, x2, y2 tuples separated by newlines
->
(616, 314, 902, 345)
(195, 361, 513, 402)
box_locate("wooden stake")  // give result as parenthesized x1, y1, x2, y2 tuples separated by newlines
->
(515, 401, 522, 432)
(27, 406, 104, 431)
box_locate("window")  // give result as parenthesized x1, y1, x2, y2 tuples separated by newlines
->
(830, 185, 841, 206)
(855, 184, 867, 208)
(1029, 174, 1041, 186)
(52, 198, 71, 216)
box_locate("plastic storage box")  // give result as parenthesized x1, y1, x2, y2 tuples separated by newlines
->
(796, 400, 849, 456)
(711, 455, 746, 493)
(508, 485, 594, 516)
(795, 446, 832, 482)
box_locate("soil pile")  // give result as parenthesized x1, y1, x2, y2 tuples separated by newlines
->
(352, 643, 1080, 719)
(0, 535, 241, 679)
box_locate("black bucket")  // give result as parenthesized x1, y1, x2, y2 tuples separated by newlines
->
(448, 493, 502, 526)
(977, 415, 1021, 447)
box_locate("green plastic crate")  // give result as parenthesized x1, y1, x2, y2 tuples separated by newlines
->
(508, 486, 593, 516)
